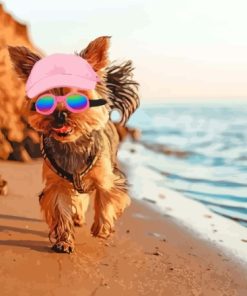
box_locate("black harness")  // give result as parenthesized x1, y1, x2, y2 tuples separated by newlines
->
(40, 135, 99, 193)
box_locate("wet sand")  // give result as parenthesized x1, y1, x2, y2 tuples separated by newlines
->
(0, 160, 247, 296)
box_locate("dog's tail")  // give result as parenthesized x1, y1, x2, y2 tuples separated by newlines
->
(106, 60, 140, 125)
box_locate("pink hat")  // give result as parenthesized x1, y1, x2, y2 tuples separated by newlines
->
(26, 54, 100, 98)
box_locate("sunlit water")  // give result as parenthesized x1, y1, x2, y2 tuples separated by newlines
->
(128, 103, 247, 227)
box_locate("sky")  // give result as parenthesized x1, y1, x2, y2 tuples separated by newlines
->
(3, 0, 247, 102)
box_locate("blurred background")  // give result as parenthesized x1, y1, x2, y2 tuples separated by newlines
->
(0, 0, 247, 226)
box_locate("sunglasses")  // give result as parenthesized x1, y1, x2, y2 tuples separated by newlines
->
(33, 93, 107, 115)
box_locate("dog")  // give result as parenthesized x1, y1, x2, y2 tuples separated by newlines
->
(8, 36, 139, 253)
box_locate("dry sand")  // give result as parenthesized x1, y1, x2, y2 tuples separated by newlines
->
(0, 160, 247, 296)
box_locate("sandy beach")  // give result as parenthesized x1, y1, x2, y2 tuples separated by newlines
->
(0, 159, 247, 296)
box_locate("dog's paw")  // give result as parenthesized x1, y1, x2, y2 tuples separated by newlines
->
(52, 241, 74, 254)
(74, 221, 83, 227)
(91, 221, 113, 239)
(73, 214, 84, 227)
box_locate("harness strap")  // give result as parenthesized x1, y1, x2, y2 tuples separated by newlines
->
(40, 134, 99, 193)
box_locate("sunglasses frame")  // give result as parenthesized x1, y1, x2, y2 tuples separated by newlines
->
(35, 92, 107, 115)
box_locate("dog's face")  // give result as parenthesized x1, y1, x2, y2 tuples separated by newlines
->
(8, 36, 111, 143)
(27, 87, 109, 142)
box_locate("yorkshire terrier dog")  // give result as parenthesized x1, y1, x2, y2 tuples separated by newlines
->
(8, 36, 139, 253)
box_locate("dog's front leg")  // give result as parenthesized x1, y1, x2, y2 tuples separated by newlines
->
(72, 193, 90, 227)
(40, 183, 75, 253)
(91, 174, 131, 239)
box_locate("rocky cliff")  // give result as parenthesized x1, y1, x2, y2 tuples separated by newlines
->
(0, 4, 41, 161)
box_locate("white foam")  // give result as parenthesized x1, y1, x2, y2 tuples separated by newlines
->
(119, 141, 247, 266)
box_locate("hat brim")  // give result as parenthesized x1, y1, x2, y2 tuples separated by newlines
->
(26, 74, 97, 98)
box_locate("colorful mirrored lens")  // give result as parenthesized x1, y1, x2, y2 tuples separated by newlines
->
(36, 96, 55, 113)
(66, 94, 88, 111)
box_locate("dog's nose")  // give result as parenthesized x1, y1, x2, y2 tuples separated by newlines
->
(54, 110, 68, 126)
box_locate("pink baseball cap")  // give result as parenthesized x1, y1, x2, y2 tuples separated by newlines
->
(26, 53, 100, 98)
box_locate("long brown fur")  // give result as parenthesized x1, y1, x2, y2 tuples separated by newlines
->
(106, 60, 140, 124)
(8, 36, 139, 253)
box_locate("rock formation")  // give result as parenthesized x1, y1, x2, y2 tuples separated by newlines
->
(0, 4, 41, 161)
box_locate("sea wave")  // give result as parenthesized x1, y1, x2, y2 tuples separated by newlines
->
(127, 103, 247, 226)
(119, 140, 247, 264)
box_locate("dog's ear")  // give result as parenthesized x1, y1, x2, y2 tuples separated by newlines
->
(79, 36, 111, 71)
(8, 46, 41, 81)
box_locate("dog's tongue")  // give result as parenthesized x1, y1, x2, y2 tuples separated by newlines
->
(52, 126, 71, 133)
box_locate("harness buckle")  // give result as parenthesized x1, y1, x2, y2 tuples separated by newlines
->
(73, 173, 85, 194)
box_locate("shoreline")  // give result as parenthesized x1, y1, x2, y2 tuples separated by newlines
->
(0, 160, 247, 295)
(119, 141, 247, 267)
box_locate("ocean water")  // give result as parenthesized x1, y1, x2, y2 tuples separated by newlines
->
(127, 103, 247, 227)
